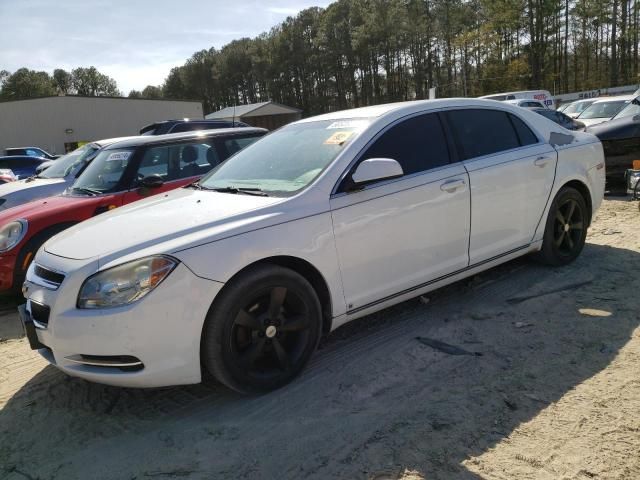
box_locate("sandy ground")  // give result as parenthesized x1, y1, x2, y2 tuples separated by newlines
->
(1, 197, 639, 480)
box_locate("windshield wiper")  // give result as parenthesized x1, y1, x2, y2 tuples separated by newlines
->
(212, 186, 269, 196)
(71, 186, 102, 196)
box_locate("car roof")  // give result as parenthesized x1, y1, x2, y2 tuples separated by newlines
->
(103, 127, 266, 150)
(296, 98, 545, 123)
(590, 95, 633, 103)
(479, 90, 550, 98)
(504, 99, 543, 104)
(0, 155, 47, 161)
(93, 136, 142, 147)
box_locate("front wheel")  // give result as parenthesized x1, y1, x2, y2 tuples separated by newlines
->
(534, 186, 588, 266)
(201, 264, 322, 394)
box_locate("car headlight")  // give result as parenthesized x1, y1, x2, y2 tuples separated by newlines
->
(77, 256, 178, 309)
(0, 220, 27, 253)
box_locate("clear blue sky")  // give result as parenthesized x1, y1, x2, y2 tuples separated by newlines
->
(0, 0, 332, 94)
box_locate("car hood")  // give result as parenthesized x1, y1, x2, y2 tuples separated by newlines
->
(0, 194, 99, 225)
(0, 177, 65, 196)
(586, 115, 640, 140)
(579, 117, 610, 127)
(0, 177, 68, 211)
(45, 188, 285, 262)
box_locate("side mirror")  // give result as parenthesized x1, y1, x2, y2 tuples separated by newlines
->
(140, 175, 164, 189)
(351, 158, 404, 187)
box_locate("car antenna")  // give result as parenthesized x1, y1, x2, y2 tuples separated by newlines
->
(232, 102, 236, 127)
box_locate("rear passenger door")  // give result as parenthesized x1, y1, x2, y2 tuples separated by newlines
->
(445, 109, 557, 264)
(330, 113, 470, 312)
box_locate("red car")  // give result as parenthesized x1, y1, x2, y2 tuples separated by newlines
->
(0, 128, 265, 292)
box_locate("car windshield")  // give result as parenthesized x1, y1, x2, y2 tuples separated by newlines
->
(563, 100, 594, 115)
(578, 100, 628, 119)
(71, 148, 135, 194)
(612, 98, 640, 120)
(198, 119, 368, 196)
(38, 144, 99, 179)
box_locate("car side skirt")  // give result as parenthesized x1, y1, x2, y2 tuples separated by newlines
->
(331, 241, 542, 330)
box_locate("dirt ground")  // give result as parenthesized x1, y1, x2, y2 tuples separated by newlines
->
(1, 197, 639, 480)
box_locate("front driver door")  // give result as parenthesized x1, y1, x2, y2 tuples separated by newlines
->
(330, 112, 470, 313)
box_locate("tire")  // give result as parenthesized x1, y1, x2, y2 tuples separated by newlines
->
(201, 264, 322, 394)
(534, 187, 588, 266)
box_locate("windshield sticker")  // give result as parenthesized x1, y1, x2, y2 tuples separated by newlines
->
(106, 151, 131, 162)
(327, 120, 370, 130)
(325, 131, 354, 145)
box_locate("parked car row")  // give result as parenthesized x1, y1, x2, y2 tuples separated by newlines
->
(0, 128, 265, 294)
(486, 90, 640, 190)
(12, 99, 605, 394)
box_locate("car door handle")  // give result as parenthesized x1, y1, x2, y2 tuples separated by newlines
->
(440, 179, 466, 193)
(534, 156, 551, 167)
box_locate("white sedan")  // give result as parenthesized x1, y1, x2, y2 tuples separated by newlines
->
(21, 99, 605, 393)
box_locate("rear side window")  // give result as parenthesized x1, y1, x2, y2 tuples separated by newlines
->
(223, 136, 260, 157)
(509, 114, 539, 146)
(446, 109, 521, 159)
(360, 113, 449, 176)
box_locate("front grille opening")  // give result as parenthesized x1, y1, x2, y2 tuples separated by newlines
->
(30, 301, 50, 325)
(34, 265, 65, 286)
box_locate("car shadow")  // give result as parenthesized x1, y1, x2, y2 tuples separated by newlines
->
(1, 243, 639, 479)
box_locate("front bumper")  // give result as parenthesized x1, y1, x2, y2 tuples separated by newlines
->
(0, 253, 17, 291)
(24, 256, 224, 388)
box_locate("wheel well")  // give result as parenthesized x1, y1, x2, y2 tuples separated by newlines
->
(228, 256, 333, 334)
(17, 222, 78, 266)
(562, 180, 593, 226)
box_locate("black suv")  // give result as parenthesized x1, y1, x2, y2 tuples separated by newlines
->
(140, 119, 249, 135)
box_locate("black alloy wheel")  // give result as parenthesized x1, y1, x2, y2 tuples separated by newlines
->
(202, 264, 322, 394)
(553, 197, 585, 257)
(535, 186, 588, 266)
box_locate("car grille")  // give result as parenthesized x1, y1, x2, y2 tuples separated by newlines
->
(30, 301, 50, 326)
(34, 264, 65, 289)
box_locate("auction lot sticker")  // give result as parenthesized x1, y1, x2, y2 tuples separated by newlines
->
(325, 131, 354, 145)
(107, 151, 131, 162)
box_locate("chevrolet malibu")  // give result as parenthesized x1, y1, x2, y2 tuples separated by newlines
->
(20, 99, 605, 394)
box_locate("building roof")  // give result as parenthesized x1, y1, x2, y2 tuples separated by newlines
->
(206, 101, 302, 119)
(0, 94, 201, 105)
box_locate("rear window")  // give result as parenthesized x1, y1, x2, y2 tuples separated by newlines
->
(446, 109, 521, 160)
(509, 114, 539, 145)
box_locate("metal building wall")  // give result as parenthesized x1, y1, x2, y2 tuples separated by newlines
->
(0, 96, 203, 155)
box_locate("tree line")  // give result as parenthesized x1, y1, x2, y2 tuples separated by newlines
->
(0, 67, 120, 100)
(2, 0, 640, 115)
(158, 0, 640, 114)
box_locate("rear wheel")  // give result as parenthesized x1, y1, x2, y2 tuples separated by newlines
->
(535, 187, 588, 266)
(201, 264, 322, 394)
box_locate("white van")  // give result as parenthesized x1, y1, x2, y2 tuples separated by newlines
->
(479, 90, 555, 109)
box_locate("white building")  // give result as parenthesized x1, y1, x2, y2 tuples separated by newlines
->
(0, 95, 203, 155)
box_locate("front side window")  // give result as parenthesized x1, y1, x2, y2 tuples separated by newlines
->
(71, 148, 135, 194)
(199, 120, 367, 196)
(447, 109, 521, 160)
(359, 113, 449, 176)
(39, 144, 99, 179)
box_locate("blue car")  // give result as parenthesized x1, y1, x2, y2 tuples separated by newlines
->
(0, 155, 50, 180)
